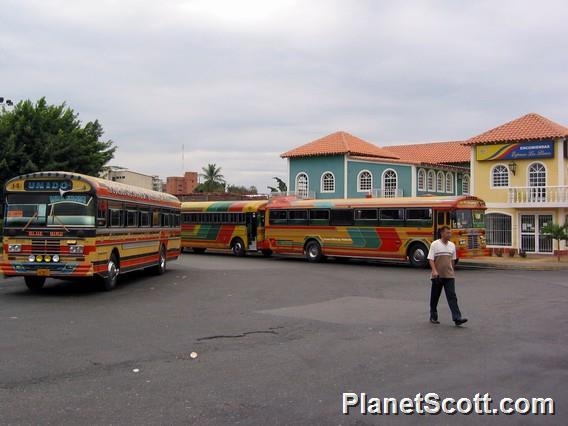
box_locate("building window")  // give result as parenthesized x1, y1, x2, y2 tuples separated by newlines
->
(436, 171, 444, 192)
(382, 169, 398, 198)
(491, 165, 509, 187)
(486, 213, 512, 247)
(427, 170, 435, 192)
(320, 172, 335, 193)
(296, 173, 309, 198)
(357, 170, 372, 192)
(462, 174, 470, 195)
(445, 172, 453, 193)
(417, 169, 426, 191)
(528, 162, 546, 187)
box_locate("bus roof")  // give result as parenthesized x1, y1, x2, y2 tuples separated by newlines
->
(181, 200, 269, 213)
(266, 195, 486, 210)
(5, 171, 180, 208)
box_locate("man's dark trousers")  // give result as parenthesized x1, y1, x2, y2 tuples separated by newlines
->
(430, 278, 461, 321)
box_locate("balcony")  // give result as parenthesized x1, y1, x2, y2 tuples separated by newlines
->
(371, 188, 404, 198)
(508, 186, 568, 207)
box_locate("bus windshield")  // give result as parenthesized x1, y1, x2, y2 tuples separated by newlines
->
(452, 209, 485, 229)
(4, 194, 96, 228)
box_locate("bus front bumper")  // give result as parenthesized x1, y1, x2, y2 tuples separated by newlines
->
(0, 261, 94, 278)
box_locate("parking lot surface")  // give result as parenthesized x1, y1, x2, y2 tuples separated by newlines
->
(1, 254, 567, 425)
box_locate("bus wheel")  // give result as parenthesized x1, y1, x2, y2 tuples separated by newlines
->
(408, 243, 429, 268)
(101, 254, 119, 291)
(261, 249, 273, 257)
(153, 246, 167, 275)
(24, 276, 46, 292)
(305, 240, 324, 263)
(232, 238, 246, 257)
(193, 248, 206, 254)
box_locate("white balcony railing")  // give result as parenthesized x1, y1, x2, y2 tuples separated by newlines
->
(270, 191, 316, 199)
(508, 186, 568, 205)
(371, 188, 404, 198)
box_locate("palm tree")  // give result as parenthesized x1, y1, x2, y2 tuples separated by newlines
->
(541, 223, 568, 262)
(200, 164, 225, 192)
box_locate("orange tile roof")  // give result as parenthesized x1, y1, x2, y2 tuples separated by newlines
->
(281, 131, 400, 159)
(464, 113, 568, 145)
(385, 141, 470, 165)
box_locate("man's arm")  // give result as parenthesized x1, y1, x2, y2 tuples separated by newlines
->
(427, 245, 438, 277)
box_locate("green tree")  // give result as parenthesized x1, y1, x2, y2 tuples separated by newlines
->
(541, 223, 568, 262)
(0, 97, 115, 194)
(200, 163, 225, 192)
(267, 176, 287, 193)
(227, 184, 258, 195)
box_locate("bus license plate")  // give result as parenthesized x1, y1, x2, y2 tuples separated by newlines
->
(37, 269, 50, 276)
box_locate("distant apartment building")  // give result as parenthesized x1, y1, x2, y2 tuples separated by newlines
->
(166, 171, 199, 195)
(101, 167, 163, 192)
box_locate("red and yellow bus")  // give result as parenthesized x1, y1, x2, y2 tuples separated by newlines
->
(263, 195, 488, 267)
(181, 200, 270, 256)
(2, 171, 181, 291)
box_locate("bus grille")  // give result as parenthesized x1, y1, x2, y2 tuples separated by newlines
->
(31, 239, 62, 254)
(467, 234, 480, 250)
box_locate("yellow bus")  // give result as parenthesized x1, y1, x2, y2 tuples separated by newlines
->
(264, 195, 488, 267)
(2, 171, 181, 291)
(181, 200, 270, 256)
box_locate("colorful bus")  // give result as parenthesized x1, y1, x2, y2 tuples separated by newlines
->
(2, 171, 181, 291)
(181, 200, 270, 256)
(264, 195, 488, 267)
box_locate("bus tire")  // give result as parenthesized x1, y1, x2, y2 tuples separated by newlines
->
(408, 243, 429, 268)
(192, 248, 206, 254)
(305, 240, 324, 263)
(261, 249, 273, 257)
(100, 253, 120, 291)
(153, 245, 167, 275)
(231, 238, 246, 257)
(24, 276, 46, 292)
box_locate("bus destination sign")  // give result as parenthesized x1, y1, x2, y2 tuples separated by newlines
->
(24, 179, 73, 191)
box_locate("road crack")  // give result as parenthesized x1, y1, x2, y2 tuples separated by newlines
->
(196, 327, 283, 341)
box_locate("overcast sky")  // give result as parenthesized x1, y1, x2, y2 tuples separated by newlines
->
(2, 0, 568, 192)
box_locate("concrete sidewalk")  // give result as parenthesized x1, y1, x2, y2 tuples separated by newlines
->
(459, 254, 568, 270)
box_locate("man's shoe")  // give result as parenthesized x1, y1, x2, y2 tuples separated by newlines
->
(429, 318, 440, 324)
(454, 318, 468, 326)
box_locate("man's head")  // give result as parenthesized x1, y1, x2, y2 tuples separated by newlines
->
(439, 225, 452, 241)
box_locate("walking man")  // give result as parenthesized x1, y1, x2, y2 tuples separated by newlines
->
(428, 226, 468, 326)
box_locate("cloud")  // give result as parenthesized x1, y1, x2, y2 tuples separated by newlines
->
(2, 0, 568, 191)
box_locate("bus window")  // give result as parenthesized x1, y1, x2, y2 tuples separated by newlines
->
(97, 200, 107, 227)
(269, 210, 287, 225)
(126, 209, 138, 227)
(354, 209, 378, 225)
(288, 210, 308, 225)
(310, 209, 329, 226)
(109, 209, 123, 227)
(405, 208, 432, 227)
(140, 210, 151, 227)
(379, 209, 404, 226)
(330, 209, 354, 226)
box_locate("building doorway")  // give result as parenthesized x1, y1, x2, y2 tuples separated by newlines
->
(520, 214, 553, 253)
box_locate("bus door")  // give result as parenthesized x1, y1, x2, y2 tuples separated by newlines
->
(434, 210, 448, 239)
(246, 212, 258, 249)
(256, 210, 266, 244)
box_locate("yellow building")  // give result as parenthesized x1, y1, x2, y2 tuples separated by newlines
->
(465, 113, 568, 255)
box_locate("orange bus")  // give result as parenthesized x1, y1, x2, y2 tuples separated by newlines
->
(263, 195, 488, 267)
(181, 200, 270, 256)
(2, 171, 181, 291)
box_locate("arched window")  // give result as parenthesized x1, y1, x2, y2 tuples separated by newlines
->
(357, 170, 372, 192)
(427, 170, 435, 192)
(436, 171, 445, 192)
(485, 213, 512, 246)
(417, 169, 426, 191)
(296, 173, 309, 198)
(445, 172, 453, 193)
(462, 174, 470, 195)
(382, 169, 398, 198)
(491, 165, 509, 187)
(320, 172, 335, 193)
(528, 162, 546, 187)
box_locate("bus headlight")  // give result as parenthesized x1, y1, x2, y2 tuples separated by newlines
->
(69, 245, 84, 254)
(28, 255, 36, 262)
(52, 254, 60, 263)
(8, 244, 22, 253)
(459, 239, 466, 246)
(44, 255, 52, 262)
(36, 255, 43, 262)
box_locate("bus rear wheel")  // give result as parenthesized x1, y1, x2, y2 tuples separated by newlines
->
(24, 276, 46, 292)
(408, 243, 429, 268)
(100, 254, 119, 291)
(232, 238, 246, 257)
(305, 240, 324, 263)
